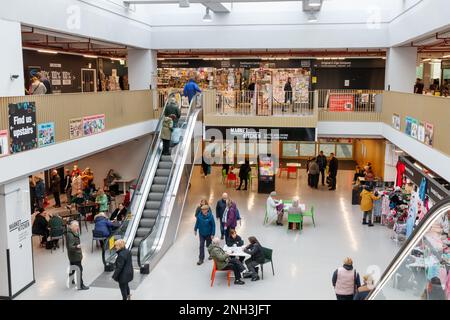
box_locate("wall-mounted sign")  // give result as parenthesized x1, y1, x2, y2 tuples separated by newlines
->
(0, 130, 9, 157)
(205, 126, 316, 141)
(425, 123, 434, 147)
(8, 102, 37, 154)
(83, 114, 105, 136)
(69, 118, 83, 139)
(37, 122, 55, 147)
(62, 71, 72, 85)
(50, 63, 61, 68)
(328, 94, 354, 111)
(418, 122, 425, 143)
(392, 114, 400, 130)
(318, 61, 352, 68)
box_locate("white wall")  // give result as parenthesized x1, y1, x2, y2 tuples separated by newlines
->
(128, 49, 157, 90)
(0, 19, 25, 97)
(0, 120, 157, 185)
(384, 141, 399, 182)
(317, 122, 383, 137)
(65, 134, 152, 188)
(0, 178, 34, 298)
(385, 47, 418, 93)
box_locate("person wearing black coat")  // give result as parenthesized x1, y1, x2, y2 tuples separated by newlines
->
(328, 153, 339, 191)
(50, 170, 61, 207)
(112, 239, 134, 300)
(243, 236, 265, 281)
(316, 151, 328, 186)
(110, 203, 127, 222)
(215, 193, 228, 240)
(237, 160, 252, 190)
(226, 229, 245, 262)
(32, 208, 49, 245)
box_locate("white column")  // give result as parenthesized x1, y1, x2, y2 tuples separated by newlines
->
(0, 19, 24, 97)
(0, 178, 34, 298)
(127, 49, 157, 90)
(385, 47, 418, 93)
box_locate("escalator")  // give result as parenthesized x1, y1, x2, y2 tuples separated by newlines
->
(368, 197, 450, 300)
(103, 92, 203, 270)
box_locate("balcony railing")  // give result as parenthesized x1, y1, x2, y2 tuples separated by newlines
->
(317, 89, 383, 112)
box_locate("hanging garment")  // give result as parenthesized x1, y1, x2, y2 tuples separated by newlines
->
(373, 198, 383, 218)
(406, 192, 418, 238)
(396, 161, 406, 187)
(419, 177, 427, 202)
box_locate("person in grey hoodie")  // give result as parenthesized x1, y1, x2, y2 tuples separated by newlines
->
(308, 158, 320, 189)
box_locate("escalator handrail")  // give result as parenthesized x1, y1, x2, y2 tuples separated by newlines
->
(102, 91, 181, 266)
(367, 197, 450, 300)
(136, 94, 202, 268)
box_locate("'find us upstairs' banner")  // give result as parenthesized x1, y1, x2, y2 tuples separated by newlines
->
(8, 101, 37, 154)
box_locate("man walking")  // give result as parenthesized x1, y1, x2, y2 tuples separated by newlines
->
(215, 193, 228, 240)
(66, 221, 89, 290)
(50, 169, 61, 208)
(316, 150, 328, 186)
(328, 153, 339, 191)
(194, 205, 215, 265)
(183, 78, 202, 103)
(283, 77, 293, 112)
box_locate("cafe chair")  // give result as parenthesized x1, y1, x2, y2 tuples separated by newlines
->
(287, 213, 303, 231)
(92, 230, 108, 253)
(221, 169, 227, 184)
(259, 247, 275, 280)
(210, 260, 231, 287)
(226, 172, 238, 188)
(287, 166, 297, 179)
(49, 227, 65, 253)
(302, 205, 316, 227)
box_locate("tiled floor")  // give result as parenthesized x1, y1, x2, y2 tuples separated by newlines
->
(18, 166, 400, 300)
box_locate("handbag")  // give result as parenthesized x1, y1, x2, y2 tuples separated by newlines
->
(171, 128, 182, 145)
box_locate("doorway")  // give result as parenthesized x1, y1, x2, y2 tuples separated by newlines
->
(81, 69, 97, 93)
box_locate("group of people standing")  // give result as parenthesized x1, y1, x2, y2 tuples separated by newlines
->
(307, 151, 339, 190)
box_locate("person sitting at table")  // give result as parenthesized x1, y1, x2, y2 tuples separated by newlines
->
(194, 199, 211, 218)
(266, 191, 284, 226)
(110, 203, 127, 222)
(243, 236, 265, 281)
(48, 212, 64, 249)
(94, 212, 115, 246)
(226, 229, 245, 262)
(95, 189, 109, 215)
(32, 208, 49, 247)
(208, 237, 246, 285)
(288, 198, 303, 230)
(353, 166, 365, 183)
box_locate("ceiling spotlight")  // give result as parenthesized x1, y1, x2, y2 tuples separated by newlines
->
(179, 0, 189, 8)
(203, 8, 212, 22)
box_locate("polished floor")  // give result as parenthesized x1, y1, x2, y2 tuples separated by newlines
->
(18, 167, 399, 300)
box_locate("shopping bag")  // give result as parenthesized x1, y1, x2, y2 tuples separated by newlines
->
(171, 128, 182, 145)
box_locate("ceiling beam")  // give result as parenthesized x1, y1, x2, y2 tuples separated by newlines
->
(202, 2, 230, 13)
(124, 0, 301, 4)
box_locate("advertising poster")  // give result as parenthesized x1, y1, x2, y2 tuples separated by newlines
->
(418, 123, 425, 143)
(328, 94, 354, 111)
(37, 122, 55, 147)
(62, 71, 72, 85)
(259, 156, 274, 176)
(425, 123, 434, 147)
(69, 118, 83, 139)
(0, 130, 9, 157)
(404, 116, 413, 136)
(392, 114, 400, 130)
(83, 114, 105, 136)
(410, 118, 418, 139)
(8, 102, 37, 154)
(51, 70, 62, 86)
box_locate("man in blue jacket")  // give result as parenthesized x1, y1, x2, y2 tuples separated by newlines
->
(194, 205, 215, 265)
(183, 78, 202, 103)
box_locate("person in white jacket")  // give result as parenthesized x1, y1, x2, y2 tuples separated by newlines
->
(266, 191, 284, 226)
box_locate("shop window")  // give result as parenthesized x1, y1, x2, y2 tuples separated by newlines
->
(282, 142, 299, 157)
(336, 144, 353, 159)
(318, 143, 336, 157)
(299, 143, 317, 157)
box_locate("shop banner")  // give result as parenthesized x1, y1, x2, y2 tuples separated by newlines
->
(328, 94, 354, 111)
(8, 102, 37, 154)
(69, 118, 83, 139)
(37, 122, 55, 147)
(417, 122, 425, 143)
(410, 118, 418, 139)
(83, 114, 105, 136)
(404, 116, 414, 136)
(0, 130, 9, 157)
(425, 123, 434, 147)
(205, 126, 316, 142)
(392, 114, 400, 130)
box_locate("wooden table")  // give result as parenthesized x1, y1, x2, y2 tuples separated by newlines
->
(278, 163, 301, 179)
(112, 178, 136, 195)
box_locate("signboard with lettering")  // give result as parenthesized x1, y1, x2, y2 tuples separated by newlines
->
(8, 102, 37, 154)
(205, 126, 315, 142)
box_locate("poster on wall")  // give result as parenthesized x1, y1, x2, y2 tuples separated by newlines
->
(62, 71, 72, 85)
(0, 130, 9, 157)
(425, 123, 434, 146)
(392, 114, 401, 130)
(37, 122, 55, 147)
(83, 114, 105, 136)
(418, 123, 425, 143)
(404, 116, 413, 136)
(69, 118, 83, 139)
(8, 102, 37, 154)
(410, 119, 418, 139)
(328, 94, 354, 111)
(51, 70, 62, 86)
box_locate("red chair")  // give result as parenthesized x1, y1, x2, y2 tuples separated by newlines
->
(226, 172, 238, 188)
(210, 260, 231, 287)
(278, 167, 288, 177)
(287, 166, 298, 179)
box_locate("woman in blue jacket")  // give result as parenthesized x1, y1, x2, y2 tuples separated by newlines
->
(194, 205, 215, 265)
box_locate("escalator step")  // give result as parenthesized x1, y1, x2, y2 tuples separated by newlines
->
(136, 228, 152, 237)
(150, 184, 166, 193)
(158, 161, 172, 169)
(131, 247, 139, 256)
(156, 169, 170, 177)
(148, 192, 164, 201)
(160, 155, 172, 162)
(145, 201, 161, 209)
(133, 237, 143, 248)
(142, 209, 159, 218)
(154, 177, 169, 184)
(140, 218, 156, 228)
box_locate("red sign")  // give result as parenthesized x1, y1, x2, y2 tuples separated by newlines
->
(328, 94, 355, 111)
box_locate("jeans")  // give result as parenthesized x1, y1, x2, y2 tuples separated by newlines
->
(223, 259, 245, 280)
(119, 282, 130, 300)
(69, 261, 84, 287)
(237, 178, 248, 190)
(198, 234, 212, 261)
(363, 210, 373, 223)
(336, 294, 354, 301)
(218, 219, 225, 237)
(162, 139, 171, 155)
(320, 169, 326, 185)
(245, 259, 260, 278)
(53, 192, 61, 207)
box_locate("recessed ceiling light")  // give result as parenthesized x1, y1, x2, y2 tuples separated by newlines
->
(38, 49, 58, 54)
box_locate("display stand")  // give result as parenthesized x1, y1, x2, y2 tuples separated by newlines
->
(257, 154, 275, 194)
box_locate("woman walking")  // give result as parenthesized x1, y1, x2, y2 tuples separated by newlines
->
(112, 239, 134, 300)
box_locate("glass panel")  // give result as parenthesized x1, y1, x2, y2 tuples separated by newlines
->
(238, 141, 256, 156)
(319, 143, 336, 157)
(373, 210, 449, 300)
(299, 143, 316, 157)
(223, 141, 235, 164)
(336, 144, 353, 159)
(282, 142, 299, 157)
